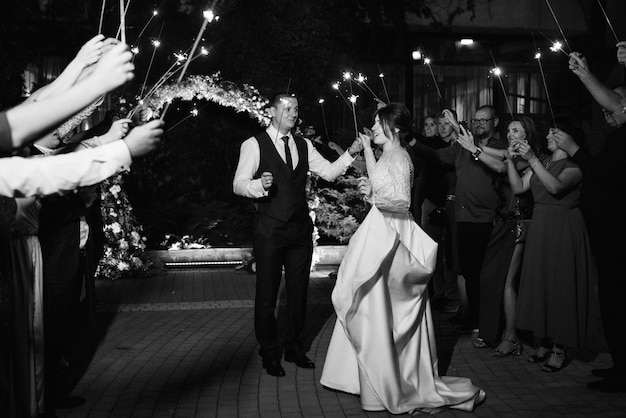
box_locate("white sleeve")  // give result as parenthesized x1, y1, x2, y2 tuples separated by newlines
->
(233, 137, 268, 199)
(307, 139, 355, 181)
(0, 140, 132, 198)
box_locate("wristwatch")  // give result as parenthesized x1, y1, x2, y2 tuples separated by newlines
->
(471, 148, 482, 160)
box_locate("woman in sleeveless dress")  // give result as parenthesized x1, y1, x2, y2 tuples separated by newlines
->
(320, 103, 485, 414)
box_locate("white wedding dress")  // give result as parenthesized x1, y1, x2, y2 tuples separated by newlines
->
(320, 146, 484, 414)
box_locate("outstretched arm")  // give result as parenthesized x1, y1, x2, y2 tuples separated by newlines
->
(3, 42, 134, 151)
(0, 120, 162, 198)
(26, 35, 109, 103)
(456, 125, 505, 172)
(569, 51, 623, 115)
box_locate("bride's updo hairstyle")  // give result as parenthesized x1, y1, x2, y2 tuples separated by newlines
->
(374, 102, 414, 147)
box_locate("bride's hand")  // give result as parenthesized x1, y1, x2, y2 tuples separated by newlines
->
(357, 176, 372, 199)
(358, 132, 372, 150)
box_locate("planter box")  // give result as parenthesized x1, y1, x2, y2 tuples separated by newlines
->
(147, 245, 347, 269)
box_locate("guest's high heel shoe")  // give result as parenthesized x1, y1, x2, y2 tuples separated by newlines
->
(491, 336, 522, 358)
(542, 349, 567, 372)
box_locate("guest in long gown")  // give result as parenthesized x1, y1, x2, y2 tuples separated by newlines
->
(320, 103, 485, 414)
(509, 121, 592, 372)
(10, 196, 45, 417)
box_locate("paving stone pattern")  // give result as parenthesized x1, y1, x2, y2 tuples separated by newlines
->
(59, 268, 626, 417)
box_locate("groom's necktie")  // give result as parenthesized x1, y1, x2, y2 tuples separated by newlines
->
(281, 135, 293, 171)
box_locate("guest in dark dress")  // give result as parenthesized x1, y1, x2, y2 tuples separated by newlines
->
(511, 122, 592, 372)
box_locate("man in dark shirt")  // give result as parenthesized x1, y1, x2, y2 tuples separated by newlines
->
(411, 106, 507, 333)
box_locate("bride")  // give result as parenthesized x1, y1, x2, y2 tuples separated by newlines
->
(320, 103, 485, 414)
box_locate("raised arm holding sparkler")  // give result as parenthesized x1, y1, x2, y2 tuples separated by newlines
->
(568, 51, 624, 115)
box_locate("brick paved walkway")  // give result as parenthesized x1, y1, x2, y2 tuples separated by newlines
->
(58, 267, 625, 417)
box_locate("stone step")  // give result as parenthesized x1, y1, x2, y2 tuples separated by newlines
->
(147, 245, 347, 269)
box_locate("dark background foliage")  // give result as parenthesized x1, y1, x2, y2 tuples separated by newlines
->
(126, 100, 263, 247)
(0, 0, 481, 248)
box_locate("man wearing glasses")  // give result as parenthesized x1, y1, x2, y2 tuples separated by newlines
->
(411, 105, 507, 334)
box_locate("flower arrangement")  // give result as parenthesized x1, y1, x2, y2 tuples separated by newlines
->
(96, 174, 153, 280)
(308, 170, 369, 244)
(143, 72, 271, 126)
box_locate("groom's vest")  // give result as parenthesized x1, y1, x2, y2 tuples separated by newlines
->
(254, 132, 309, 223)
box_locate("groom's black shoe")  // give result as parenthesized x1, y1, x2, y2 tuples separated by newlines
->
(262, 359, 286, 377)
(284, 352, 315, 368)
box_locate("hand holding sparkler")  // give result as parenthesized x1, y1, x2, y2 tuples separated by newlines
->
(357, 132, 371, 151)
(550, 127, 579, 157)
(568, 52, 589, 78)
(74, 34, 106, 68)
(507, 139, 528, 157)
(348, 135, 365, 156)
(88, 43, 135, 93)
(616, 41, 626, 67)
(27, 35, 111, 102)
(515, 140, 536, 162)
(107, 118, 132, 141)
(124, 119, 164, 157)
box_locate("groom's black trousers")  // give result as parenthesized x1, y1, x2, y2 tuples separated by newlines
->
(253, 214, 313, 361)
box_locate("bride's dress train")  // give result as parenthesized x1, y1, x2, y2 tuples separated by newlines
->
(320, 147, 484, 414)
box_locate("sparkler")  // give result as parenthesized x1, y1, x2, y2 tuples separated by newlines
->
(378, 64, 390, 103)
(354, 73, 381, 101)
(161, 9, 215, 120)
(423, 57, 442, 101)
(349, 94, 359, 137)
(139, 38, 160, 98)
(138, 44, 209, 108)
(343, 71, 361, 136)
(489, 51, 514, 119)
(544, 0, 570, 52)
(319, 98, 330, 140)
(98, 0, 106, 34)
(119, 0, 127, 44)
(534, 51, 557, 127)
(167, 107, 200, 132)
(595, 0, 620, 43)
(332, 82, 351, 108)
(134, 10, 159, 46)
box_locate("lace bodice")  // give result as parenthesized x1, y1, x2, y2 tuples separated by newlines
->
(365, 146, 413, 213)
(55, 96, 104, 143)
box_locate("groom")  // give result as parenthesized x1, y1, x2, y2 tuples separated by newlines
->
(233, 93, 362, 377)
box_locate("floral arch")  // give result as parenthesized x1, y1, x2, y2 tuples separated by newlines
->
(144, 73, 271, 126)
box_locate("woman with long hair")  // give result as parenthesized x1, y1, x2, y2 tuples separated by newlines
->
(321, 103, 485, 414)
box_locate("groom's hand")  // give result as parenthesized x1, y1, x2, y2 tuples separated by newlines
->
(261, 172, 273, 190)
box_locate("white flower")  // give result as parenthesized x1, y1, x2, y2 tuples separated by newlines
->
(117, 261, 130, 271)
(111, 222, 122, 234)
(131, 231, 141, 245)
(118, 239, 129, 250)
(109, 184, 122, 197)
